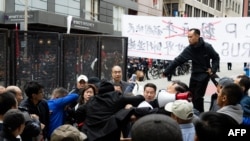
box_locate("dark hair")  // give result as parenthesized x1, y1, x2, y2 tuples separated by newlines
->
(3, 109, 25, 132)
(24, 81, 44, 99)
(131, 114, 182, 141)
(172, 80, 189, 93)
(0, 92, 17, 115)
(221, 83, 243, 105)
(195, 112, 239, 141)
(236, 74, 250, 94)
(144, 83, 157, 92)
(78, 84, 97, 105)
(189, 28, 200, 36)
(98, 79, 115, 94)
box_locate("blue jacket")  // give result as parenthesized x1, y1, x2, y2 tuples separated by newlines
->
(240, 94, 250, 117)
(47, 93, 78, 137)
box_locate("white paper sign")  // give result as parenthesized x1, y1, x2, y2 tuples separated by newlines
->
(122, 15, 250, 62)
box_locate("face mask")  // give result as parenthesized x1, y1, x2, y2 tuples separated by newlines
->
(138, 77, 144, 82)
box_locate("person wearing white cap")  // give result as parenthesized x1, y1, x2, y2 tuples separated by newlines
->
(76, 75, 88, 89)
(65, 74, 88, 125)
(165, 99, 196, 141)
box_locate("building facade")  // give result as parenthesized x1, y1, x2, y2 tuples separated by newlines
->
(0, 0, 163, 35)
(163, 0, 243, 17)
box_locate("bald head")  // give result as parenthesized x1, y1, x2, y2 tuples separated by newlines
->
(6, 86, 23, 104)
(112, 65, 122, 82)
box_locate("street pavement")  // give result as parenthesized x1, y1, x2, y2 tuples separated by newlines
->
(142, 62, 246, 111)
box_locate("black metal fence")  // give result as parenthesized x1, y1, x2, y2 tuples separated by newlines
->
(0, 29, 8, 86)
(0, 29, 128, 98)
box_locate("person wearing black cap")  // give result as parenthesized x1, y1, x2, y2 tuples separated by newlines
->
(131, 114, 182, 141)
(0, 109, 25, 141)
(88, 76, 100, 87)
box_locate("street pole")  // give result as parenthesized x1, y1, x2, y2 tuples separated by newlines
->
(24, 0, 28, 31)
(24, 0, 28, 58)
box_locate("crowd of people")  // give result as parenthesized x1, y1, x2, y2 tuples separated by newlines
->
(0, 64, 249, 141)
(0, 28, 250, 141)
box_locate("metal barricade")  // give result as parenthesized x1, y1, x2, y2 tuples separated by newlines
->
(11, 31, 60, 98)
(0, 29, 8, 86)
(7, 31, 128, 97)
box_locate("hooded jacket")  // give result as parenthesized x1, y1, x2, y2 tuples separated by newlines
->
(217, 104, 243, 124)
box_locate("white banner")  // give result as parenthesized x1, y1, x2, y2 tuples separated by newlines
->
(122, 15, 250, 62)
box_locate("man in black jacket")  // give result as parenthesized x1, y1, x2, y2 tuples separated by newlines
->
(75, 80, 145, 141)
(163, 28, 220, 113)
(20, 81, 50, 140)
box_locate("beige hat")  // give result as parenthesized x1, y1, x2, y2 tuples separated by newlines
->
(165, 100, 193, 120)
(77, 75, 88, 82)
(50, 124, 87, 141)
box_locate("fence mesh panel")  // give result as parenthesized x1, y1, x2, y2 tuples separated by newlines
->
(7, 31, 127, 97)
(13, 31, 60, 98)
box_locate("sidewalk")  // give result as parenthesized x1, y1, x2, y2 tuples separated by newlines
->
(142, 62, 246, 111)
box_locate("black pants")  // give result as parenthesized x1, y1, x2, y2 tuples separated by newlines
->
(189, 76, 210, 113)
(143, 68, 150, 79)
(227, 62, 232, 70)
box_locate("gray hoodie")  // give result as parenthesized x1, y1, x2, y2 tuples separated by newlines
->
(217, 104, 243, 124)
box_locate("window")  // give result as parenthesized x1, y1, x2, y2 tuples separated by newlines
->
(55, 0, 80, 17)
(185, 4, 192, 17)
(202, 0, 208, 5)
(202, 11, 207, 17)
(208, 13, 214, 17)
(85, 0, 99, 21)
(15, 0, 47, 11)
(235, 3, 237, 12)
(194, 8, 200, 17)
(164, 4, 172, 16)
(216, 0, 221, 11)
(232, 1, 234, 11)
(209, 0, 215, 8)
(0, 0, 5, 11)
(113, 6, 124, 31)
